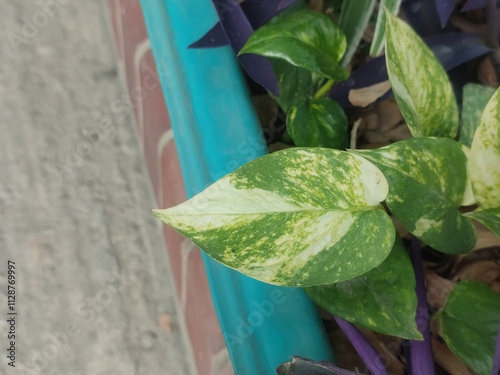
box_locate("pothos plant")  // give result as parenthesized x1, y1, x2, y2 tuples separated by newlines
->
(155, 8, 500, 375)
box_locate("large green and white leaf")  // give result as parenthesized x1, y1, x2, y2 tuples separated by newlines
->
(468, 87, 500, 209)
(305, 238, 421, 339)
(352, 137, 476, 254)
(465, 208, 500, 239)
(338, 0, 376, 66)
(154, 148, 395, 287)
(270, 59, 325, 113)
(460, 83, 496, 148)
(439, 280, 500, 375)
(460, 145, 476, 206)
(369, 0, 402, 57)
(287, 98, 348, 149)
(240, 10, 349, 80)
(385, 11, 459, 139)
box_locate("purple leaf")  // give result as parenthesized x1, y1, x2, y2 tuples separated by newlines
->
(408, 237, 435, 375)
(189, 22, 229, 49)
(435, 0, 457, 28)
(211, 0, 279, 95)
(402, 0, 454, 37)
(189, 0, 297, 48)
(276, 356, 360, 375)
(461, 0, 488, 12)
(241, 0, 298, 29)
(492, 319, 500, 375)
(334, 317, 389, 375)
(329, 33, 491, 107)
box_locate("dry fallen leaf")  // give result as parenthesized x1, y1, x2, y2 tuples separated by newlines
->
(348, 80, 392, 107)
(432, 338, 476, 375)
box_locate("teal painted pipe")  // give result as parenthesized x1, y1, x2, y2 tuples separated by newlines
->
(139, 0, 334, 373)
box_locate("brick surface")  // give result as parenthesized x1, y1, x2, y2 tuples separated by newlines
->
(107, 1, 233, 374)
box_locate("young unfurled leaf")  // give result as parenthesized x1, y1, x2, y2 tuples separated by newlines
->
(438, 280, 500, 375)
(287, 98, 348, 149)
(154, 148, 394, 287)
(468, 87, 500, 209)
(385, 11, 459, 139)
(305, 238, 422, 339)
(338, 0, 377, 66)
(270, 59, 325, 113)
(370, 0, 402, 57)
(459, 83, 496, 148)
(239, 10, 349, 80)
(352, 137, 476, 254)
(465, 208, 500, 239)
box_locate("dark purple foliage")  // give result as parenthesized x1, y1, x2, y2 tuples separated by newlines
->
(461, 0, 488, 11)
(435, 0, 457, 27)
(329, 33, 491, 107)
(408, 237, 435, 375)
(403, 0, 455, 37)
(189, 22, 229, 49)
(241, 0, 297, 29)
(334, 317, 389, 375)
(276, 356, 360, 375)
(461, 0, 488, 12)
(189, 0, 297, 48)
(211, 0, 279, 95)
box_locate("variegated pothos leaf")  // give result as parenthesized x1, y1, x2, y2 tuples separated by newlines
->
(465, 208, 500, 239)
(352, 137, 476, 254)
(287, 97, 349, 149)
(385, 11, 459, 139)
(305, 238, 421, 339)
(468, 87, 500, 209)
(154, 148, 395, 287)
(460, 83, 496, 148)
(439, 280, 500, 375)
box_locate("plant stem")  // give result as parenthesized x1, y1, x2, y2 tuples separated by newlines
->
(313, 79, 335, 99)
(334, 317, 389, 375)
(408, 237, 435, 375)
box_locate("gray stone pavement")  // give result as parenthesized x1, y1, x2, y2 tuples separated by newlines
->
(0, 1, 196, 374)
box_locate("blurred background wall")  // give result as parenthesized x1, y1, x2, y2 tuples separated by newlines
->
(0, 1, 196, 373)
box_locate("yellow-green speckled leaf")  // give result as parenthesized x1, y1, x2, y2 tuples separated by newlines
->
(352, 137, 476, 254)
(305, 238, 421, 339)
(439, 280, 500, 375)
(461, 145, 476, 206)
(385, 11, 459, 139)
(465, 208, 500, 239)
(460, 83, 496, 148)
(154, 148, 395, 287)
(468, 87, 500, 209)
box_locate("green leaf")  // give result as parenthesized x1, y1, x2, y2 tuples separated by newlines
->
(384, 11, 459, 139)
(270, 59, 325, 113)
(240, 10, 349, 80)
(352, 137, 476, 254)
(305, 238, 421, 339)
(465, 208, 500, 238)
(468, 87, 500, 209)
(460, 145, 476, 206)
(154, 148, 395, 287)
(287, 98, 349, 149)
(439, 280, 500, 375)
(369, 0, 402, 57)
(460, 83, 496, 148)
(338, 0, 377, 66)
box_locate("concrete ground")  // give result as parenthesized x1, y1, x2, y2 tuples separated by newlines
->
(0, 1, 196, 374)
